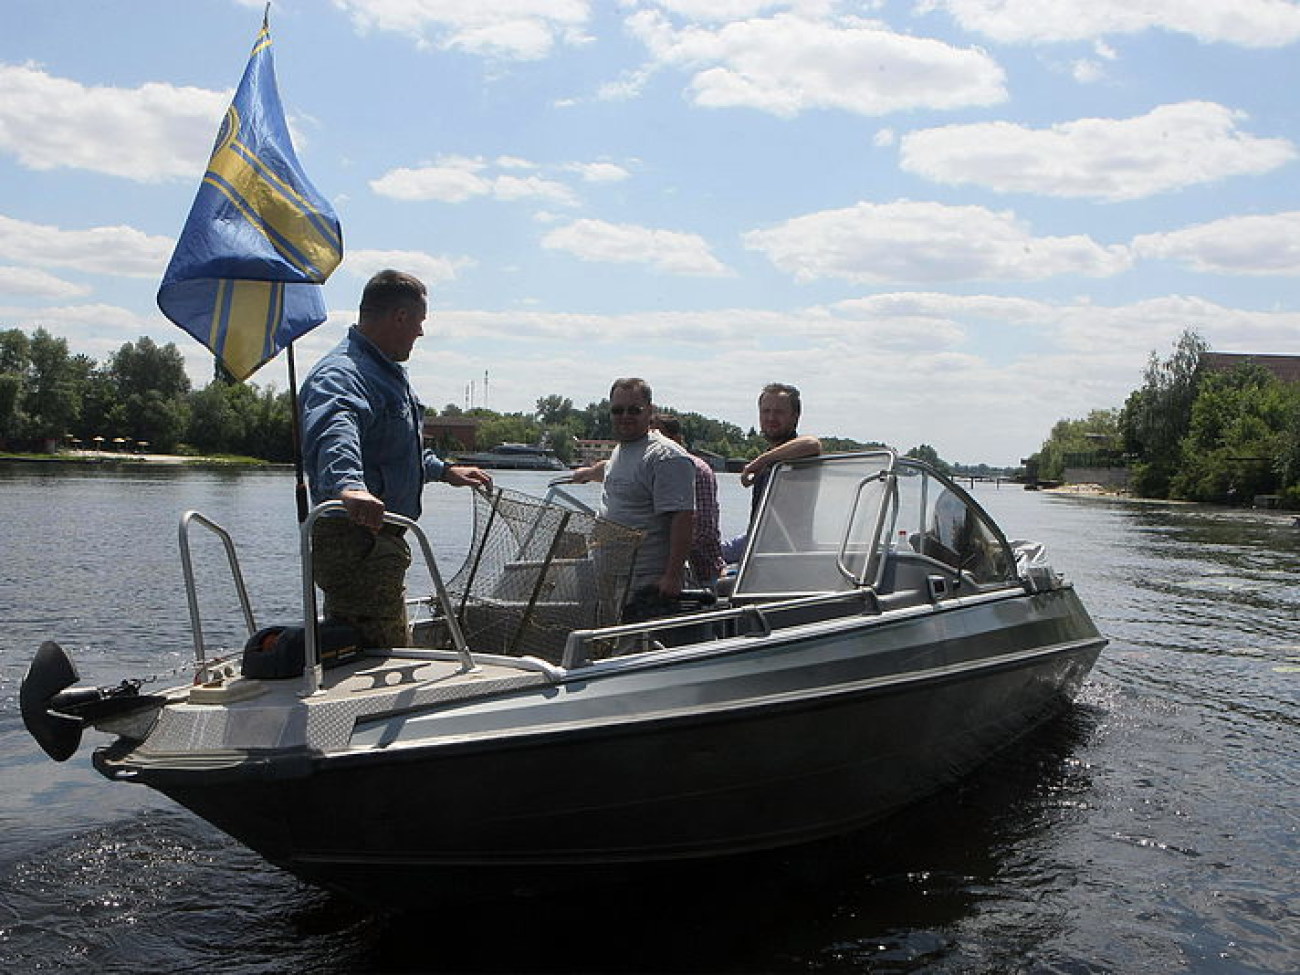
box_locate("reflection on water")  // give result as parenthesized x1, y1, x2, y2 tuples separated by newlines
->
(2, 467, 1298, 973)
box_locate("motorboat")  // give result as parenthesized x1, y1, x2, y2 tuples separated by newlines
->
(21, 450, 1106, 907)
(450, 442, 567, 471)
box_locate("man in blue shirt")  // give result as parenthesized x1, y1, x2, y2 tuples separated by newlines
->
(300, 269, 491, 647)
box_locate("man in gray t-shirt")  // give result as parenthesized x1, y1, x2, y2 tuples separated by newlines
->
(600, 377, 696, 597)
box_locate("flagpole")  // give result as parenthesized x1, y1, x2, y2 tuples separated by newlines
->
(287, 344, 309, 524)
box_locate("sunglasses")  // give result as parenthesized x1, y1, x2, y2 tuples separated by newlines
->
(609, 405, 646, 416)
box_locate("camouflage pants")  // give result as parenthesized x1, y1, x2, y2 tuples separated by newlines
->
(311, 519, 412, 648)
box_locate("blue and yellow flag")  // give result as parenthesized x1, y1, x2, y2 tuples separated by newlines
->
(157, 24, 342, 381)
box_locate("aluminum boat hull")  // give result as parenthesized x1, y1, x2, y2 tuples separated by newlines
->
(93, 585, 1103, 907)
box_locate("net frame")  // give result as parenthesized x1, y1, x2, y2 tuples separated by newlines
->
(442, 487, 643, 663)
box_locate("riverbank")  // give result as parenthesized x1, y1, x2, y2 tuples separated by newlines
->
(1041, 481, 1129, 496)
(0, 450, 282, 468)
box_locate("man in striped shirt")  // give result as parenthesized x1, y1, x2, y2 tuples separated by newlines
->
(652, 414, 724, 589)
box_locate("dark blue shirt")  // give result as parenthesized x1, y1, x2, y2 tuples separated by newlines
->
(300, 327, 447, 520)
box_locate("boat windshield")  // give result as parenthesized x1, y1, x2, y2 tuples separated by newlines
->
(891, 460, 1016, 585)
(733, 452, 1016, 598)
(734, 452, 894, 597)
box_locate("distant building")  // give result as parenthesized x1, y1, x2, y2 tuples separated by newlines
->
(575, 439, 617, 467)
(694, 448, 726, 472)
(1200, 352, 1300, 384)
(423, 415, 479, 452)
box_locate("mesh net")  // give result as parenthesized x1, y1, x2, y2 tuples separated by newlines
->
(442, 487, 643, 663)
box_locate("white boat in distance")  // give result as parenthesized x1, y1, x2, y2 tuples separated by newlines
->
(21, 451, 1106, 907)
(450, 442, 567, 470)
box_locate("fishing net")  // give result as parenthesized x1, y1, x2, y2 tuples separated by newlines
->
(441, 487, 642, 664)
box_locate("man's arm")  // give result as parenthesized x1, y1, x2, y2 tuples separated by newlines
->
(658, 510, 694, 598)
(692, 470, 724, 577)
(442, 465, 493, 489)
(568, 459, 606, 484)
(740, 435, 822, 487)
(301, 368, 379, 527)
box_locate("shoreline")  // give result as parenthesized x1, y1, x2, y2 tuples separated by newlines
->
(1041, 481, 1300, 517)
(0, 450, 285, 469)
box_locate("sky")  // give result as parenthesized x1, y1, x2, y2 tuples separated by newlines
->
(3, 0, 1299, 466)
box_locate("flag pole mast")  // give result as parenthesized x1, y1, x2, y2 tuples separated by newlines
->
(287, 344, 309, 524)
(259, 1, 308, 525)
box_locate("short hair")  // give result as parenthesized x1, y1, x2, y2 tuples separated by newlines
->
(610, 377, 652, 404)
(359, 269, 426, 317)
(653, 413, 682, 438)
(760, 382, 802, 418)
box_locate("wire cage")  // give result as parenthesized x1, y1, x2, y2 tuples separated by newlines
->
(440, 487, 643, 664)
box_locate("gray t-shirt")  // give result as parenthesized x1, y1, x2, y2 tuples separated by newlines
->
(601, 434, 696, 588)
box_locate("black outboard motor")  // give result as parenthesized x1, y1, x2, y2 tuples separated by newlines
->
(20, 641, 161, 762)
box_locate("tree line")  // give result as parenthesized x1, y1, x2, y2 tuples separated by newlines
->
(1029, 328, 1300, 506)
(0, 327, 296, 460)
(1, 325, 985, 472)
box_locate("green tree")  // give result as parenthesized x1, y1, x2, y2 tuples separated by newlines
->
(824, 435, 877, 454)
(25, 329, 82, 442)
(108, 337, 192, 452)
(543, 426, 575, 464)
(905, 444, 951, 474)
(187, 379, 250, 454)
(1170, 363, 1289, 503)
(1120, 328, 1208, 497)
(1276, 387, 1300, 503)
(665, 409, 748, 458)
(0, 328, 30, 373)
(0, 328, 30, 442)
(580, 399, 612, 440)
(535, 394, 574, 426)
(245, 385, 295, 461)
(74, 370, 123, 444)
(474, 411, 540, 450)
(1032, 409, 1123, 481)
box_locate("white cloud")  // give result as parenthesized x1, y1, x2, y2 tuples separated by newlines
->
(626, 10, 1006, 117)
(899, 102, 1297, 201)
(0, 214, 173, 277)
(370, 155, 580, 205)
(493, 174, 580, 205)
(332, 0, 592, 60)
(369, 157, 491, 202)
(0, 265, 91, 300)
(596, 65, 659, 101)
(341, 249, 477, 285)
(926, 0, 1300, 47)
(745, 200, 1131, 283)
(392, 292, 1300, 464)
(1070, 59, 1106, 84)
(1132, 211, 1300, 275)
(0, 302, 170, 368)
(636, 1, 816, 22)
(542, 218, 732, 275)
(564, 161, 633, 182)
(0, 63, 225, 181)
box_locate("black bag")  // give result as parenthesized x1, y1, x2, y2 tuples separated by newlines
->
(240, 623, 362, 679)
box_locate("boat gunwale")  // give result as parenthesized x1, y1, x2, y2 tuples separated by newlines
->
(98, 590, 1105, 781)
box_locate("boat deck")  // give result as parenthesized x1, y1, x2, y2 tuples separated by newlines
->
(137, 652, 555, 757)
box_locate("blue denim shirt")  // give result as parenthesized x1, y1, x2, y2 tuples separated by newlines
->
(300, 327, 446, 520)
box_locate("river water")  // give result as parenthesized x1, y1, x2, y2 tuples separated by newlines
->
(0, 464, 1296, 973)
